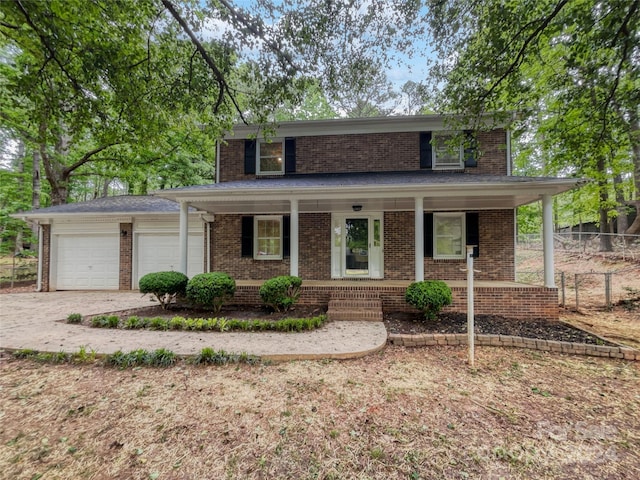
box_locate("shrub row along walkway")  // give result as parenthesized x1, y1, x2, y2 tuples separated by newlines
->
(0, 291, 387, 361)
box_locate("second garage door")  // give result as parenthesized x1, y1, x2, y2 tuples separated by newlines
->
(136, 233, 204, 287)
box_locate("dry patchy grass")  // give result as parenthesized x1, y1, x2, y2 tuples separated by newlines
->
(1, 347, 639, 480)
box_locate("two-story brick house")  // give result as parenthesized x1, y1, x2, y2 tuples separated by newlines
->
(156, 115, 579, 319)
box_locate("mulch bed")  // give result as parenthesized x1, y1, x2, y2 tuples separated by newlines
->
(383, 311, 617, 346)
(92, 302, 615, 347)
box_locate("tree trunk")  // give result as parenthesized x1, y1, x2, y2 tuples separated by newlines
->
(596, 156, 613, 252)
(15, 141, 25, 253)
(624, 111, 640, 235)
(614, 174, 629, 234)
(31, 149, 41, 241)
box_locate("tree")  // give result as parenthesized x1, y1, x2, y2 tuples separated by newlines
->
(425, 0, 640, 246)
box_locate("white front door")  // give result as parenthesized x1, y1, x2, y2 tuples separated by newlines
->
(331, 213, 383, 278)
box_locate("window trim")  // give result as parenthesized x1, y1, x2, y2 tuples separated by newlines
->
(433, 212, 466, 259)
(253, 215, 283, 260)
(256, 138, 285, 175)
(432, 132, 464, 170)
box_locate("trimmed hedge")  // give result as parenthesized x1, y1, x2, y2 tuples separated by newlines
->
(405, 280, 452, 320)
(186, 272, 236, 313)
(139, 271, 189, 309)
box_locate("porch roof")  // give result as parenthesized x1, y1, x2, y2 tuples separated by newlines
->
(154, 171, 583, 214)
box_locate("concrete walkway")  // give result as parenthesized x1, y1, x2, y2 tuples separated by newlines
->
(0, 291, 388, 361)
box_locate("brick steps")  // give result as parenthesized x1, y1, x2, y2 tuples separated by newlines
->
(327, 291, 383, 322)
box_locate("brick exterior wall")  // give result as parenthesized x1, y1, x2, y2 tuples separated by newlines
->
(41, 224, 51, 292)
(384, 211, 415, 280)
(299, 214, 332, 279)
(384, 209, 515, 282)
(211, 213, 332, 280)
(219, 129, 508, 181)
(119, 223, 133, 290)
(212, 209, 514, 282)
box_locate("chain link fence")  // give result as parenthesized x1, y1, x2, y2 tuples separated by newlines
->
(0, 256, 38, 288)
(517, 232, 640, 309)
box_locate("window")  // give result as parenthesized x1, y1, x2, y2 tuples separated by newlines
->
(257, 139, 284, 175)
(434, 213, 465, 259)
(254, 216, 282, 259)
(432, 132, 464, 169)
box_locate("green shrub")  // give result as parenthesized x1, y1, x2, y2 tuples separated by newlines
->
(405, 280, 452, 320)
(91, 315, 118, 328)
(139, 271, 189, 309)
(66, 313, 82, 324)
(186, 272, 236, 313)
(259, 276, 302, 312)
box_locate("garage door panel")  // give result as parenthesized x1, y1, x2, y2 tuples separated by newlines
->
(136, 234, 204, 287)
(56, 235, 119, 290)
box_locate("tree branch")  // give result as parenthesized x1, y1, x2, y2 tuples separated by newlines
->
(14, 0, 83, 93)
(63, 143, 121, 174)
(483, 0, 570, 102)
(217, 0, 297, 73)
(160, 0, 245, 119)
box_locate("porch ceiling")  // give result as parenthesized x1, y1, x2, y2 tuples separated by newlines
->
(154, 171, 583, 215)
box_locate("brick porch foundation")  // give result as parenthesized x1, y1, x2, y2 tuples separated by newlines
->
(231, 282, 559, 320)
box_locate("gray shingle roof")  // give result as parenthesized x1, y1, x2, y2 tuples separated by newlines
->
(161, 171, 580, 192)
(16, 195, 191, 215)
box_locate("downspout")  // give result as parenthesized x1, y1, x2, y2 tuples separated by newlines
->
(215, 140, 220, 183)
(36, 222, 43, 292)
(506, 129, 512, 176)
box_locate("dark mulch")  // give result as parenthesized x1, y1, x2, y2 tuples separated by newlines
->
(383, 311, 616, 346)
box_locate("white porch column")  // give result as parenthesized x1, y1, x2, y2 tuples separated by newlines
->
(290, 199, 299, 277)
(414, 197, 424, 281)
(542, 194, 555, 288)
(179, 201, 189, 274)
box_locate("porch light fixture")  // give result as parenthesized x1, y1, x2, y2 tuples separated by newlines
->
(352, 204, 363, 212)
(120, 229, 128, 237)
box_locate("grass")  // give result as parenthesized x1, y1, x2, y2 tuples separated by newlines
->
(1, 346, 638, 479)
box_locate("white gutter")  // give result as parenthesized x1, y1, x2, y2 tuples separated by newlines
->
(36, 223, 43, 292)
(506, 129, 512, 176)
(215, 139, 220, 183)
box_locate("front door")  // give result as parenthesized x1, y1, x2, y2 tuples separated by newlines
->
(331, 213, 383, 278)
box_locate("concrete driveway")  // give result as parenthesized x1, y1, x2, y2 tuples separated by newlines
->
(0, 291, 387, 361)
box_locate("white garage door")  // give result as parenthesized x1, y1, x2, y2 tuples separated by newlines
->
(56, 235, 120, 290)
(136, 233, 204, 287)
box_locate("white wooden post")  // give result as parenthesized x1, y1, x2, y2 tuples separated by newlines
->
(467, 245, 475, 368)
(179, 201, 189, 274)
(290, 199, 299, 277)
(542, 194, 556, 288)
(414, 197, 424, 281)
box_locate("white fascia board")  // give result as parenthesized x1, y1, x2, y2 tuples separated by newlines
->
(229, 114, 508, 139)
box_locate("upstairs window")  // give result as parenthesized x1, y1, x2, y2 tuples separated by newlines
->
(420, 131, 477, 170)
(257, 139, 284, 175)
(432, 132, 464, 169)
(244, 138, 296, 175)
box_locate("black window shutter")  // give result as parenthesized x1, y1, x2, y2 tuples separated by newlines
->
(284, 138, 296, 173)
(466, 212, 480, 258)
(244, 140, 256, 174)
(282, 216, 290, 257)
(241, 216, 254, 257)
(419, 132, 432, 169)
(424, 213, 433, 257)
(463, 130, 477, 168)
